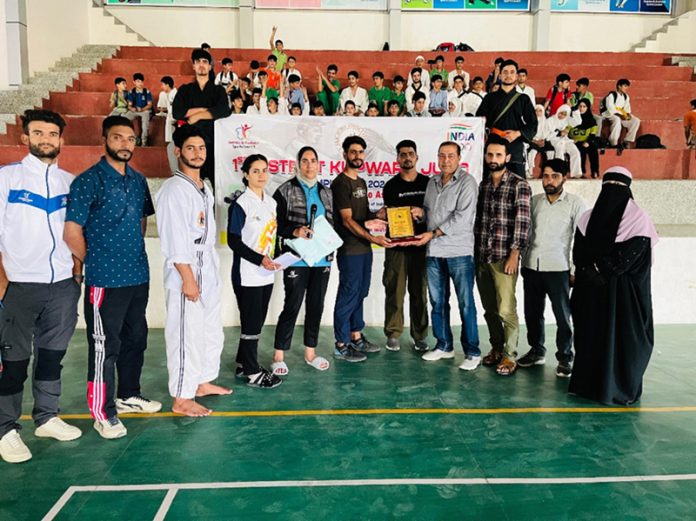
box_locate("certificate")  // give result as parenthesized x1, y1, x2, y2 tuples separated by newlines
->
(286, 215, 344, 267)
(386, 207, 417, 244)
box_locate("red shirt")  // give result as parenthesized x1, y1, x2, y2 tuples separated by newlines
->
(545, 86, 570, 116)
(266, 68, 281, 90)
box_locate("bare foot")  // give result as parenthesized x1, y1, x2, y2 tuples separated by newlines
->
(196, 382, 233, 397)
(172, 398, 212, 417)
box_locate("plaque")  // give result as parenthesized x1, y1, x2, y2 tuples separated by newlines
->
(386, 206, 418, 244)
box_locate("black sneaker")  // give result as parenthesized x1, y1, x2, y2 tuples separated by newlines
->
(517, 350, 546, 368)
(333, 343, 367, 362)
(352, 334, 380, 353)
(247, 369, 282, 389)
(414, 339, 429, 352)
(235, 365, 245, 380)
(556, 362, 572, 378)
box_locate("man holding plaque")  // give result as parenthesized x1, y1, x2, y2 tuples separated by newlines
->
(413, 141, 480, 370)
(382, 140, 430, 352)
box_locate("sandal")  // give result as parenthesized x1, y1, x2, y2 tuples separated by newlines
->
(305, 356, 330, 371)
(270, 361, 289, 376)
(496, 357, 517, 376)
(482, 350, 503, 367)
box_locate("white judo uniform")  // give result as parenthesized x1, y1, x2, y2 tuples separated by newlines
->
(156, 172, 224, 399)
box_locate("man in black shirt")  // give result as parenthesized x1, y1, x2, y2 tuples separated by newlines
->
(172, 48, 231, 188)
(382, 140, 429, 352)
(476, 59, 537, 178)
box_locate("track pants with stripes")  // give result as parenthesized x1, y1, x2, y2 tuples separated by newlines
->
(85, 283, 149, 421)
(164, 269, 223, 399)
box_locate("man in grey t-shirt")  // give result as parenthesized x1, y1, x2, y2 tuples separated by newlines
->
(413, 141, 481, 370)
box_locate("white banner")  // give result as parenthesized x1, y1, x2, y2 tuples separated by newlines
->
(214, 115, 485, 243)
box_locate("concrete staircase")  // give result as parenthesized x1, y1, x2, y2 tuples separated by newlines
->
(0, 45, 118, 132)
(90, 0, 153, 46)
(633, 10, 696, 53)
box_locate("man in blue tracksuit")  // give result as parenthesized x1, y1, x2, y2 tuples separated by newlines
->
(0, 110, 82, 464)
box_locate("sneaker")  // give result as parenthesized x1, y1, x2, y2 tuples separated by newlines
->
(386, 337, 400, 351)
(247, 369, 282, 389)
(235, 365, 246, 379)
(421, 348, 455, 361)
(0, 430, 32, 463)
(556, 362, 573, 378)
(352, 335, 380, 353)
(414, 340, 429, 352)
(115, 395, 163, 414)
(93, 417, 127, 439)
(517, 350, 546, 368)
(333, 343, 367, 363)
(35, 417, 82, 441)
(458, 355, 482, 371)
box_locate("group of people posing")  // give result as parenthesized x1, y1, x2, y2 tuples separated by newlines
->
(0, 94, 657, 465)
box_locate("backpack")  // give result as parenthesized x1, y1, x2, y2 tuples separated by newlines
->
(599, 91, 618, 114)
(456, 42, 475, 52)
(435, 42, 455, 52)
(635, 134, 665, 149)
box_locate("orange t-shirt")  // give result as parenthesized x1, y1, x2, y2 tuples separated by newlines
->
(266, 68, 281, 90)
(685, 111, 696, 133)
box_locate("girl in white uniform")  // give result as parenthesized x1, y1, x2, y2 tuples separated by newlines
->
(156, 125, 231, 417)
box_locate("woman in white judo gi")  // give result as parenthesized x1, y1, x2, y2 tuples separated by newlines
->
(156, 125, 231, 417)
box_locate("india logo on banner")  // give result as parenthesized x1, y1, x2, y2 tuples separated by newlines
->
(214, 115, 485, 243)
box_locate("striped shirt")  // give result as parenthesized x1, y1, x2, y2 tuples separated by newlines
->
(475, 170, 531, 264)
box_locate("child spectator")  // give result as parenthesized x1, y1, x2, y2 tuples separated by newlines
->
(461, 76, 486, 116)
(230, 92, 245, 115)
(281, 56, 302, 87)
(485, 57, 504, 93)
(544, 73, 571, 118)
(444, 99, 461, 118)
(602, 78, 641, 148)
(316, 65, 341, 116)
(246, 88, 263, 115)
(569, 99, 600, 178)
(265, 55, 282, 91)
(127, 72, 153, 146)
(544, 104, 582, 178)
(286, 74, 307, 113)
(405, 68, 429, 112)
(389, 75, 406, 116)
(108, 77, 130, 116)
(311, 101, 326, 116)
(343, 100, 358, 117)
(257, 70, 277, 100)
(386, 99, 401, 117)
(448, 56, 470, 91)
(156, 76, 178, 172)
(408, 56, 430, 90)
(526, 104, 553, 179)
(247, 60, 261, 89)
(215, 58, 239, 94)
(516, 69, 536, 105)
(338, 71, 368, 115)
(368, 71, 390, 116)
(406, 92, 431, 118)
(428, 75, 447, 117)
(365, 102, 380, 117)
(269, 26, 287, 71)
(570, 77, 600, 136)
(430, 55, 449, 85)
(448, 75, 467, 112)
(685, 99, 696, 149)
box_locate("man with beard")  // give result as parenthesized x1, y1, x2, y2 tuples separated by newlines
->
(570, 167, 658, 405)
(414, 142, 480, 370)
(332, 136, 391, 362)
(381, 140, 430, 352)
(518, 159, 585, 378)
(0, 110, 82, 464)
(172, 48, 231, 190)
(155, 125, 231, 418)
(476, 59, 537, 178)
(64, 116, 161, 440)
(475, 136, 531, 376)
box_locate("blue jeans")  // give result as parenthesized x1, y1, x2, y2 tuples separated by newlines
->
(426, 255, 480, 356)
(334, 252, 372, 344)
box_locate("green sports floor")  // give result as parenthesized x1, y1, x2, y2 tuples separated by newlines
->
(3, 325, 696, 520)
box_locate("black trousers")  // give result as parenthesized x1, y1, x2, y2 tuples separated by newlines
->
(522, 268, 573, 363)
(274, 266, 331, 351)
(85, 283, 149, 421)
(233, 284, 273, 375)
(576, 141, 599, 175)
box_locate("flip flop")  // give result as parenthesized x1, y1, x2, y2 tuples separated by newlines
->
(305, 356, 330, 371)
(270, 361, 289, 376)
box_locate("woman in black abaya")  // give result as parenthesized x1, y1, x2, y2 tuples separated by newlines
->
(569, 167, 659, 405)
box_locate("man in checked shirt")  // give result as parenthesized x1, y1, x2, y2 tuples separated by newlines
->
(475, 136, 531, 376)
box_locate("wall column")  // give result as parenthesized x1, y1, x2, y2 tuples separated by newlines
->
(388, 0, 402, 51)
(238, 0, 254, 48)
(4, 0, 28, 86)
(530, 0, 551, 51)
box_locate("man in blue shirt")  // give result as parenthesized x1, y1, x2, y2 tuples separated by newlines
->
(64, 115, 161, 440)
(126, 72, 152, 146)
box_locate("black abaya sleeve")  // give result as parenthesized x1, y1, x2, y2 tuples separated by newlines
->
(597, 236, 651, 277)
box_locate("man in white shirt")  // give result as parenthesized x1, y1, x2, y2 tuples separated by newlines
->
(518, 159, 586, 378)
(407, 56, 430, 90)
(405, 68, 430, 112)
(448, 75, 468, 115)
(214, 58, 239, 94)
(516, 68, 536, 105)
(338, 70, 369, 115)
(448, 56, 470, 91)
(602, 78, 641, 148)
(157, 76, 178, 172)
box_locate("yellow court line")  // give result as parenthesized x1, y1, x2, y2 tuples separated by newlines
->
(19, 405, 696, 421)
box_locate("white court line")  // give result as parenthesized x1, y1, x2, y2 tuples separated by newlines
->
(42, 474, 696, 521)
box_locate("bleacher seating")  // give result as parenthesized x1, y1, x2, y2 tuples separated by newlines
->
(1, 47, 695, 179)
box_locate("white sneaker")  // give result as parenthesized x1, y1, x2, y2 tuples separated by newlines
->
(459, 356, 482, 371)
(115, 395, 162, 414)
(421, 349, 455, 361)
(0, 429, 32, 463)
(94, 417, 127, 439)
(35, 417, 82, 441)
